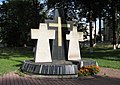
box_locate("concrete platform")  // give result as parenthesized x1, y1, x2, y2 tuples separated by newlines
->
(21, 60, 78, 78)
(71, 58, 98, 68)
(21, 59, 98, 78)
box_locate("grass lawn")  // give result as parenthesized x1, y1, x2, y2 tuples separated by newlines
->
(81, 44, 120, 69)
(0, 47, 33, 76)
(0, 44, 120, 76)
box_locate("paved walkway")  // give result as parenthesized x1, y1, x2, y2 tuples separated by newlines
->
(0, 68, 120, 85)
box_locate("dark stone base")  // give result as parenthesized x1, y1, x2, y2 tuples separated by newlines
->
(80, 59, 98, 67)
(71, 58, 98, 68)
(21, 60, 78, 76)
(21, 59, 98, 78)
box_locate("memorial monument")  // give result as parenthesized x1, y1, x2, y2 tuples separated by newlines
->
(21, 7, 78, 77)
(21, 7, 98, 77)
(45, 8, 73, 61)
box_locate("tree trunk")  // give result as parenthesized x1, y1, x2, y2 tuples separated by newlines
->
(99, 15, 101, 42)
(112, 1, 116, 49)
(33, 0, 39, 27)
(89, 2, 93, 52)
(90, 21, 93, 47)
(93, 18, 97, 47)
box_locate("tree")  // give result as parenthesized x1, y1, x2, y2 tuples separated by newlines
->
(0, 0, 46, 47)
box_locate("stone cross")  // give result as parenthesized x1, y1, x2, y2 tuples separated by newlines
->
(31, 23, 55, 62)
(45, 8, 73, 60)
(47, 17, 71, 46)
(66, 26, 84, 61)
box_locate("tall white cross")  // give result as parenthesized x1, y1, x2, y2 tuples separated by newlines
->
(48, 17, 71, 46)
(66, 26, 84, 61)
(31, 23, 55, 62)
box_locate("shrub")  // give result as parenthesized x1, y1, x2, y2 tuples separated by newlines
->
(78, 65, 100, 77)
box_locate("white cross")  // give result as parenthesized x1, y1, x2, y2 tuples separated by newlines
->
(66, 26, 84, 61)
(48, 17, 71, 46)
(31, 23, 55, 62)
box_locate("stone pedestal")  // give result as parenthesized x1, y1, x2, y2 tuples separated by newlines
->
(21, 60, 78, 77)
(21, 59, 98, 78)
(71, 58, 98, 69)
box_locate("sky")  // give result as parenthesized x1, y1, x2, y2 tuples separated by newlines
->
(0, 0, 4, 2)
(0, 0, 4, 4)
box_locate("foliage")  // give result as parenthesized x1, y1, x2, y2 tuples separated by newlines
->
(78, 66, 100, 77)
(0, 0, 46, 47)
(46, 0, 120, 49)
(1, 0, 120, 48)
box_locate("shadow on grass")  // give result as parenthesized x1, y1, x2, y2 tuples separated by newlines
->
(0, 47, 34, 59)
(81, 47, 120, 61)
(0, 47, 34, 75)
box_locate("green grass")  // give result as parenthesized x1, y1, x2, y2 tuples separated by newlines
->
(0, 47, 33, 76)
(81, 44, 120, 69)
(0, 44, 120, 76)
(95, 59, 120, 69)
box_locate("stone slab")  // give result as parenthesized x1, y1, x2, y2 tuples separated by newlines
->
(45, 8, 73, 60)
(71, 58, 98, 69)
(66, 26, 84, 61)
(31, 23, 55, 62)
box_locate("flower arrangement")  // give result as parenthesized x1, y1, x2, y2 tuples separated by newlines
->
(78, 65, 100, 77)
